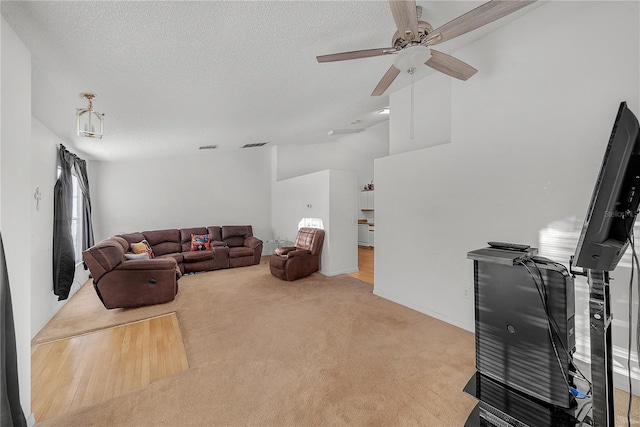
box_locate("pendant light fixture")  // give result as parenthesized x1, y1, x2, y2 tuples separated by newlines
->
(76, 93, 104, 139)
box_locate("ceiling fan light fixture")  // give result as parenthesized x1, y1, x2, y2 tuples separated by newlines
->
(393, 45, 431, 73)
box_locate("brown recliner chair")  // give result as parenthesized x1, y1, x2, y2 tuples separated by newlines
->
(269, 228, 325, 281)
(83, 236, 181, 309)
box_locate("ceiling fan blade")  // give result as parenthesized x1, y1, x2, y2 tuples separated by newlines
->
(316, 47, 396, 63)
(372, 65, 401, 96)
(389, 0, 419, 41)
(425, 0, 536, 46)
(425, 50, 477, 81)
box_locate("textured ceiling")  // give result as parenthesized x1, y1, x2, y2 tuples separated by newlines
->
(1, 1, 538, 161)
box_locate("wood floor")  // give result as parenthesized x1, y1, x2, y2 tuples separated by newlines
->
(32, 251, 370, 423)
(31, 313, 189, 422)
(350, 247, 374, 284)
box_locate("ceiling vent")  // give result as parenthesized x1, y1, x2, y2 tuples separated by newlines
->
(328, 129, 364, 136)
(199, 145, 218, 150)
(241, 142, 268, 148)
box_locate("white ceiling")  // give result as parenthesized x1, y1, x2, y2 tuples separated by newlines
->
(1, 1, 539, 162)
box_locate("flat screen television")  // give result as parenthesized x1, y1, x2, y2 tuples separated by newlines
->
(574, 101, 640, 271)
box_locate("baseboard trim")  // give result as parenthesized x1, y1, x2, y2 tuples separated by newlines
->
(373, 288, 473, 333)
(320, 267, 359, 276)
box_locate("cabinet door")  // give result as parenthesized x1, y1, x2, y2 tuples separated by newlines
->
(369, 229, 374, 247)
(360, 192, 368, 211)
(358, 225, 370, 246)
(361, 191, 374, 211)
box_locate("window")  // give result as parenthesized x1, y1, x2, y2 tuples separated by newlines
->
(298, 218, 324, 230)
(58, 167, 84, 263)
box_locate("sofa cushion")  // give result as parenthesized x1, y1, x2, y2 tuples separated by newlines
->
(228, 247, 254, 258)
(143, 229, 181, 256)
(224, 236, 245, 248)
(183, 250, 215, 262)
(222, 225, 252, 240)
(157, 252, 184, 264)
(180, 227, 208, 252)
(190, 234, 211, 251)
(117, 232, 146, 246)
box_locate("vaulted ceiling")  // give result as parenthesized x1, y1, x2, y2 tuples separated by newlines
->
(1, 1, 538, 161)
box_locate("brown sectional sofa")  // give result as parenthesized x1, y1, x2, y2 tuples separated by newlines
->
(83, 225, 263, 309)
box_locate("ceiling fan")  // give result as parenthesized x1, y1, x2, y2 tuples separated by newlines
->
(316, 0, 536, 96)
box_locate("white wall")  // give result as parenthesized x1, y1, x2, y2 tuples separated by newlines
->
(389, 72, 451, 155)
(91, 148, 272, 242)
(327, 169, 358, 275)
(272, 169, 358, 276)
(31, 119, 89, 337)
(375, 0, 639, 341)
(1, 14, 33, 423)
(272, 169, 330, 262)
(276, 121, 389, 190)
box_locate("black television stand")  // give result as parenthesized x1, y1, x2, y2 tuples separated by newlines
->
(585, 268, 615, 426)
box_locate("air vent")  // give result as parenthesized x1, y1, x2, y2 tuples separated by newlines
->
(199, 145, 218, 150)
(241, 142, 268, 148)
(328, 129, 364, 136)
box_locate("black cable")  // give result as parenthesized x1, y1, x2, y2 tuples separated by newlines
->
(624, 215, 640, 427)
(527, 259, 593, 395)
(518, 260, 574, 398)
(627, 231, 634, 427)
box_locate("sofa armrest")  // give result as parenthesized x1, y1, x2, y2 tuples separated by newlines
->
(116, 258, 177, 271)
(286, 249, 311, 258)
(211, 240, 227, 247)
(244, 236, 263, 249)
(275, 246, 296, 256)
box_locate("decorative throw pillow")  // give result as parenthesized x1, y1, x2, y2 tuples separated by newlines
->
(124, 252, 150, 260)
(190, 234, 211, 251)
(131, 239, 154, 258)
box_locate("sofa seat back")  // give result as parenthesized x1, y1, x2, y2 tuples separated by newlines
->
(222, 225, 252, 247)
(295, 228, 325, 255)
(143, 229, 181, 256)
(117, 232, 146, 247)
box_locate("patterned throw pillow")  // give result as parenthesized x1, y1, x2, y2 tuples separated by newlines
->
(190, 234, 211, 251)
(131, 239, 154, 258)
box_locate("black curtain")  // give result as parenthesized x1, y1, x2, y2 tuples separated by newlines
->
(73, 157, 94, 252)
(53, 145, 77, 300)
(0, 233, 27, 427)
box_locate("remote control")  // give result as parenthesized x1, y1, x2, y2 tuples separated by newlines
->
(487, 241, 531, 251)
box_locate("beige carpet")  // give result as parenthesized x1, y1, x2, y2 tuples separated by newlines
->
(34, 259, 639, 426)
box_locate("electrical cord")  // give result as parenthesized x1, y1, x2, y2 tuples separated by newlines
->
(624, 215, 640, 427)
(520, 259, 593, 396)
(626, 227, 634, 427)
(518, 260, 576, 399)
